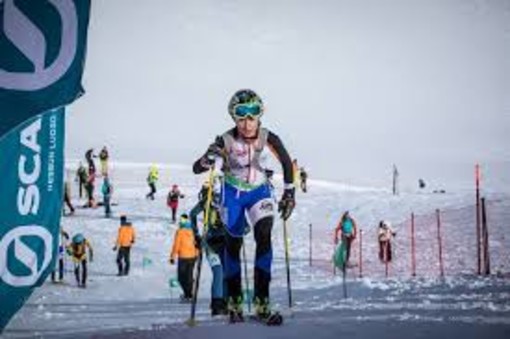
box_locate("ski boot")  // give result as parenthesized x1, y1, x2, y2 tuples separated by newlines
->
(211, 298, 227, 316)
(179, 294, 192, 303)
(228, 297, 244, 323)
(253, 297, 283, 326)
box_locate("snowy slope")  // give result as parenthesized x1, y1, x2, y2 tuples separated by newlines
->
(2, 162, 510, 338)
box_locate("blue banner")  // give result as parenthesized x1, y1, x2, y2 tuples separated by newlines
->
(0, 108, 65, 331)
(0, 0, 91, 137)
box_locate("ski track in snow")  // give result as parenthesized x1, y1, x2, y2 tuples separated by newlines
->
(3, 162, 510, 338)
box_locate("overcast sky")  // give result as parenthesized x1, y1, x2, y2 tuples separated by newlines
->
(67, 0, 510, 191)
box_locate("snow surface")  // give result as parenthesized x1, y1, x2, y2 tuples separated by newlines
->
(2, 162, 510, 338)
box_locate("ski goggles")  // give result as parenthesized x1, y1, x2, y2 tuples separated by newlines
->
(232, 103, 263, 120)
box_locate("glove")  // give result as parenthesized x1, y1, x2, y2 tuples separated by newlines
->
(169, 258, 175, 265)
(202, 143, 223, 166)
(207, 142, 223, 157)
(112, 246, 117, 251)
(278, 188, 295, 221)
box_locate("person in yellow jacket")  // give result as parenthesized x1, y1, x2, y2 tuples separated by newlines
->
(146, 165, 159, 200)
(169, 214, 199, 302)
(66, 233, 93, 288)
(113, 215, 136, 276)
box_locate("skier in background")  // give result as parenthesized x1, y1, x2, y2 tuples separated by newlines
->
(102, 175, 113, 218)
(76, 162, 87, 199)
(299, 167, 308, 193)
(85, 149, 97, 207)
(146, 165, 159, 200)
(334, 211, 358, 267)
(99, 146, 109, 176)
(67, 233, 94, 288)
(63, 178, 75, 215)
(378, 220, 396, 263)
(167, 184, 185, 223)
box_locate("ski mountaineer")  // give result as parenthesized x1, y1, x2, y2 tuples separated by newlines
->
(85, 149, 97, 208)
(334, 211, 358, 267)
(66, 233, 94, 288)
(76, 162, 87, 199)
(146, 165, 159, 200)
(102, 175, 113, 218)
(99, 146, 109, 177)
(189, 183, 228, 316)
(378, 220, 396, 263)
(192, 89, 295, 323)
(167, 184, 185, 223)
(63, 178, 75, 216)
(299, 167, 308, 193)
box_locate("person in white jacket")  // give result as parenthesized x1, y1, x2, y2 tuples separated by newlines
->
(378, 220, 396, 263)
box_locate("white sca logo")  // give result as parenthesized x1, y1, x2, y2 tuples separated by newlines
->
(0, 0, 78, 91)
(0, 226, 53, 287)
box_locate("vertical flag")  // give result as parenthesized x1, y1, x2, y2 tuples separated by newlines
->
(0, 0, 91, 331)
(0, 108, 65, 330)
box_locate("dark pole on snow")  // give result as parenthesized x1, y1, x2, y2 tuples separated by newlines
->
(476, 164, 482, 275)
(481, 197, 491, 275)
(436, 209, 445, 277)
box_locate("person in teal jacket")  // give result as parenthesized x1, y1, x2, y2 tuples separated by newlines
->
(334, 211, 358, 266)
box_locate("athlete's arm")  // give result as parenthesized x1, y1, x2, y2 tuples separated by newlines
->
(267, 131, 294, 186)
(192, 136, 225, 174)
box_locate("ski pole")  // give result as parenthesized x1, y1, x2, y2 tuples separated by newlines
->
(186, 167, 215, 327)
(341, 237, 347, 298)
(481, 197, 491, 275)
(242, 239, 251, 313)
(282, 218, 293, 310)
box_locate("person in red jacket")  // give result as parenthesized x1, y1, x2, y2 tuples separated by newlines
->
(167, 184, 185, 223)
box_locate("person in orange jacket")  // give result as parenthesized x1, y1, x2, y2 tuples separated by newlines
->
(169, 214, 199, 302)
(113, 215, 136, 276)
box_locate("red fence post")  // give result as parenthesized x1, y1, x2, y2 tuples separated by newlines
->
(436, 209, 445, 277)
(411, 213, 416, 277)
